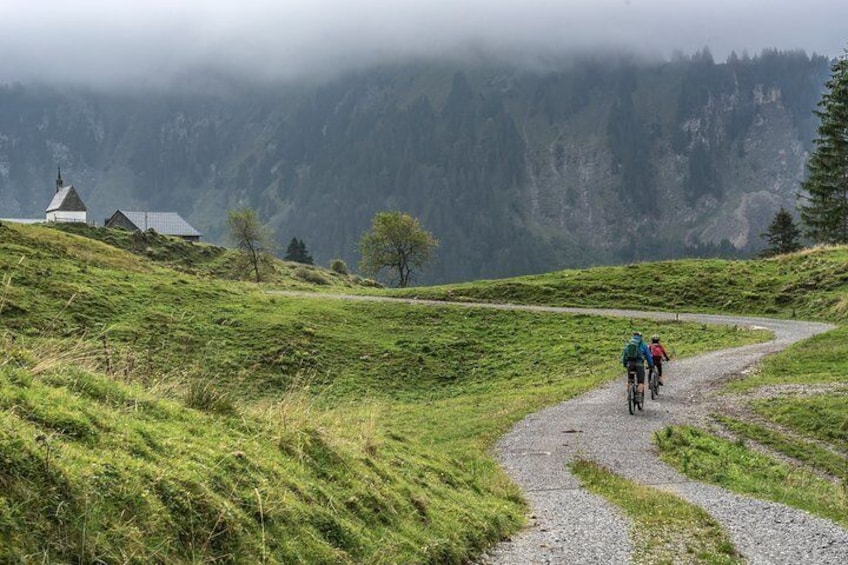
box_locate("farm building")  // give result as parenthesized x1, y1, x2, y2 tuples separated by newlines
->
(105, 210, 202, 241)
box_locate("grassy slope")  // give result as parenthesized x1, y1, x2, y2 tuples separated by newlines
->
(394, 246, 848, 321)
(48, 222, 379, 291)
(0, 222, 767, 563)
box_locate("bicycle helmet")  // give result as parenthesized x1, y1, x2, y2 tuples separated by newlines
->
(633, 331, 642, 337)
(651, 335, 660, 343)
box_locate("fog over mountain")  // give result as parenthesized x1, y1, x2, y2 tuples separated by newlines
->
(2, 0, 846, 88)
(0, 2, 843, 282)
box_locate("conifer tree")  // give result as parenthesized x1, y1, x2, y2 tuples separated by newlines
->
(284, 237, 314, 264)
(760, 207, 802, 256)
(284, 238, 300, 262)
(297, 239, 314, 265)
(799, 50, 848, 243)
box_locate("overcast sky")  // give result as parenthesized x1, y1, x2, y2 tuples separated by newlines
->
(1, 0, 846, 88)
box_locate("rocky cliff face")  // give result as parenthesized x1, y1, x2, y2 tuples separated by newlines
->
(514, 55, 823, 265)
(0, 52, 830, 283)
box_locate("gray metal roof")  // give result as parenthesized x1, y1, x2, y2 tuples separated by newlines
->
(118, 211, 202, 237)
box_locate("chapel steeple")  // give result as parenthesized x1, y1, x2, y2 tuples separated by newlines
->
(56, 166, 64, 192)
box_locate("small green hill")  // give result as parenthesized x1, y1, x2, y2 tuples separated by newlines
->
(48, 222, 379, 290)
(0, 222, 767, 562)
(396, 246, 848, 321)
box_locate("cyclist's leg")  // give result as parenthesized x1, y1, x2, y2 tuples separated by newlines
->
(632, 362, 646, 395)
(655, 358, 664, 384)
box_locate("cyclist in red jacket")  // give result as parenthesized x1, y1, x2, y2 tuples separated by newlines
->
(649, 335, 671, 385)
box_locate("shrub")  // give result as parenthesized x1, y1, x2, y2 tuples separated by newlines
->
(357, 277, 383, 288)
(294, 267, 330, 286)
(329, 259, 349, 275)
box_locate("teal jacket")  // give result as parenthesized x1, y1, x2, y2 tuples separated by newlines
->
(621, 336, 655, 368)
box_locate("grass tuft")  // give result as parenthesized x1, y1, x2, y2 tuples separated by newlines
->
(183, 379, 237, 415)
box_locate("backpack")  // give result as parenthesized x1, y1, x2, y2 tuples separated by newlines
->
(625, 342, 641, 361)
(649, 343, 663, 358)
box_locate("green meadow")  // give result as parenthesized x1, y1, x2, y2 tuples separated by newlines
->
(6, 220, 848, 562)
(0, 221, 771, 563)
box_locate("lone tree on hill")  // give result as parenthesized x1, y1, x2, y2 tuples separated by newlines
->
(799, 50, 848, 243)
(227, 207, 275, 282)
(760, 207, 803, 257)
(284, 237, 314, 264)
(359, 211, 438, 288)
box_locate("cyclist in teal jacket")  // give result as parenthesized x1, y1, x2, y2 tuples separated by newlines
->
(622, 331, 654, 396)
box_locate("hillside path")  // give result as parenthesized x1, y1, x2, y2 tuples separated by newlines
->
(271, 292, 847, 563)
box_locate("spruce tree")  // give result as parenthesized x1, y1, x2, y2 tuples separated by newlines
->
(799, 50, 848, 243)
(284, 237, 314, 264)
(284, 238, 301, 262)
(297, 239, 314, 265)
(760, 207, 802, 256)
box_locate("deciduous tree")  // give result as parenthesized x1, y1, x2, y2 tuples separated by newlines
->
(359, 211, 438, 287)
(227, 207, 274, 282)
(799, 50, 848, 243)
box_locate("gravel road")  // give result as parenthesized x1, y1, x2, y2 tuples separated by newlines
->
(271, 293, 848, 563)
(478, 311, 846, 565)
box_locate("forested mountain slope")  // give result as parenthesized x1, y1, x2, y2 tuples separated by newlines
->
(0, 50, 829, 283)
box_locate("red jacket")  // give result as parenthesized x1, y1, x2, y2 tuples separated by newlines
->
(649, 343, 669, 360)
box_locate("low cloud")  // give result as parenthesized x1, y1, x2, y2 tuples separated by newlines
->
(2, 0, 845, 88)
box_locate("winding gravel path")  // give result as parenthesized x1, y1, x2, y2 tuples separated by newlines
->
(272, 293, 848, 563)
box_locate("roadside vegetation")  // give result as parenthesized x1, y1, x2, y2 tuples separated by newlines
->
(571, 460, 742, 564)
(0, 222, 767, 562)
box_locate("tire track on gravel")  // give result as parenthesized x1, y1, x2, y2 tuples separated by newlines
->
(271, 293, 847, 563)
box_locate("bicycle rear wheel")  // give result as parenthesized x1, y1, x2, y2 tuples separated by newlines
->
(628, 381, 636, 415)
(650, 367, 659, 399)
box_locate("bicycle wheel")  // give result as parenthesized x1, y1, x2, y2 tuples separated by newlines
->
(628, 381, 635, 415)
(637, 388, 644, 411)
(650, 367, 659, 399)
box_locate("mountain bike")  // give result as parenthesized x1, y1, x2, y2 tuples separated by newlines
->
(648, 365, 660, 400)
(627, 368, 643, 414)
